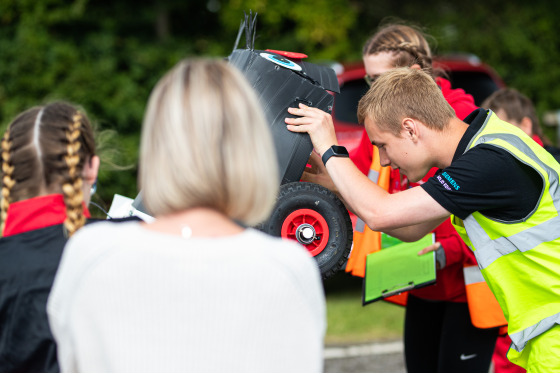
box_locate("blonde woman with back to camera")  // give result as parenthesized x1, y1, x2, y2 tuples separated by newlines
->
(47, 59, 326, 372)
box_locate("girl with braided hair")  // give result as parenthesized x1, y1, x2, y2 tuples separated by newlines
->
(300, 22, 500, 372)
(353, 23, 477, 174)
(0, 101, 99, 372)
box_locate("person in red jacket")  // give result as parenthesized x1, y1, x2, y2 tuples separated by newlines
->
(304, 23, 500, 372)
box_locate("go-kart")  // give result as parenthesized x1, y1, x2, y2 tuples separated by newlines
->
(110, 13, 353, 280)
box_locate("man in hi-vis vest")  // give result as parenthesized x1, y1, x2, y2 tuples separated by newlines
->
(285, 67, 560, 373)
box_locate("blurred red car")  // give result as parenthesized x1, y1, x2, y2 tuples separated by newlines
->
(331, 54, 506, 152)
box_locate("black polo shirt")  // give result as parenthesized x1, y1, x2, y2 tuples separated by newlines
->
(421, 109, 542, 221)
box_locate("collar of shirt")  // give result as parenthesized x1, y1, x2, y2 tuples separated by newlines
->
(3, 194, 91, 237)
(453, 108, 488, 162)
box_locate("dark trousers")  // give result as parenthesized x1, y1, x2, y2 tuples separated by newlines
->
(404, 294, 499, 373)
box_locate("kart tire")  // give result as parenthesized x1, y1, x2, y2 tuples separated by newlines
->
(258, 182, 353, 280)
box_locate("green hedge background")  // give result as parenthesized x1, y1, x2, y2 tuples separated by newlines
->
(1, 0, 559, 209)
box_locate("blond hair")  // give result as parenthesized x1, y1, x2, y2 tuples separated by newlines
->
(358, 68, 455, 135)
(1, 102, 96, 236)
(363, 23, 435, 77)
(139, 58, 279, 226)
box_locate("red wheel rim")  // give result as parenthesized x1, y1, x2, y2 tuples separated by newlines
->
(281, 209, 329, 256)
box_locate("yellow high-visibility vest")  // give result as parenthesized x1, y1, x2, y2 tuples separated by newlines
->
(452, 111, 560, 354)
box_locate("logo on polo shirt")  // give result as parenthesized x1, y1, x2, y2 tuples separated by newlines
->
(437, 171, 460, 191)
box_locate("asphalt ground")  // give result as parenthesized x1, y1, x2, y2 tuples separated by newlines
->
(324, 340, 406, 372)
(323, 273, 407, 372)
(321, 273, 494, 373)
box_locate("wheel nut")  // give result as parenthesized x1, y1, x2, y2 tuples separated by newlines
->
(301, 227, 314, 239)
(296, 223, 316, 244)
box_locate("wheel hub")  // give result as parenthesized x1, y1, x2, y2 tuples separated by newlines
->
(280, 208, 330, 256)
(296, 223, 317, 244)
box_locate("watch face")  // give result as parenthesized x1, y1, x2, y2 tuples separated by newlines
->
(332, 145, 349, 157)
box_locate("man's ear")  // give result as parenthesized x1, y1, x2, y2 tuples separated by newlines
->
(402, 118, 419, 141)
(410, 63, 422, 71)
(83, 155, 100, 186)
(519, 116, 533, 137)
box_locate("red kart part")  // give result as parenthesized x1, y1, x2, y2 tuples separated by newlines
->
(258, 182, 352, 280)
(281, 208, 329, 256)
(265, 49, 308, 59)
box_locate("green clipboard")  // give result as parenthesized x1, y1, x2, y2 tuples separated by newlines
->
(363, 234, 436, 305)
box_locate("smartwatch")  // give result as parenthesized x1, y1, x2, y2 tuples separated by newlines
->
(322, 145, 349, 166)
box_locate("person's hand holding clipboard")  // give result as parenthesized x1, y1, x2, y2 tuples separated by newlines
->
(363, 234, 436, 305)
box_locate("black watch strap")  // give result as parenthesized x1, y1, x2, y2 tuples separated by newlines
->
(322, 145, 349, 166)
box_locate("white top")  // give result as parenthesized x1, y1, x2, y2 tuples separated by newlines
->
(47, 221, 326, 373)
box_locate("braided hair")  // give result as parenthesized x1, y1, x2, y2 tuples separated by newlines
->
(362, 23, 435, 77)
(1, 130, 15, 231)
(0, 102, 96, 236)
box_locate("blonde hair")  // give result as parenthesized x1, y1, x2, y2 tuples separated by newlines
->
(1, 102, 96, 236)
(139, 58, 279, 226)
(358, 68, 455, 135)
(362, 23, 435, 77)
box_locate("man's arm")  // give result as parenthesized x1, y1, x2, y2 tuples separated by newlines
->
(324, 156, 449, 241)
(286, 104, 450, 242)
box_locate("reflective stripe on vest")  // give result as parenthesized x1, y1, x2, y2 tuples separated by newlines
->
(354, 167, 381, 234)
(509, 313, 560, 352)
(451, 111, 560, 352)
(346, 146, 390, 277)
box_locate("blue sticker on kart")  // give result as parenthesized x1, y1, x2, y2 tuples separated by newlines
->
(259, 52, 302, 71)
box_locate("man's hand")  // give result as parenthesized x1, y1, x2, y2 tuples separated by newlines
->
(285, 103, 338, 156)
(301, 152, 337, 190)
